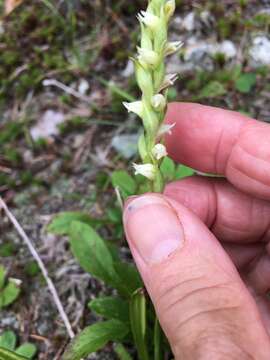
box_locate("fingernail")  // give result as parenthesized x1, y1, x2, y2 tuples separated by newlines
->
(123, 195, 184, 264)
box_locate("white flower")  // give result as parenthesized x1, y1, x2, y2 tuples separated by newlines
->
(123, 101, 143, 117)
(165, 41, 184, 56)
(137, 10, 160, 31)
(164, 0, 175, 19)
(158, 123, 176, 136)
(151, 94, 166, 111)
(158, 73, 178, 91)
(152, 144, 168, 160)
(9, 278, 22, 286)
(133, 163, 156, 180)
(137, 47, 159, 67)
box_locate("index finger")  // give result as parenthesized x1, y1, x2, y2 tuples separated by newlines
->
(165, 102, 270, 200)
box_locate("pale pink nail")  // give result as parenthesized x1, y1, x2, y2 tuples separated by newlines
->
(124, 195, 184, 264)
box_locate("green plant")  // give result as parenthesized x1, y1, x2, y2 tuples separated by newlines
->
(48, 1, 194, 359)
(0, 265, 21, 309)
(0, 330, 37, 360)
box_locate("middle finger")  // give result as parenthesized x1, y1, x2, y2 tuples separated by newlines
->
(164, 176, 270, 244)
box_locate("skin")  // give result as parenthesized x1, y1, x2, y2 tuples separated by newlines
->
(123, 103, 270, 359)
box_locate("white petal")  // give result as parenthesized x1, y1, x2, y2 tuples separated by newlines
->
(159, 73, 178, 91)
(165, 41, 184, 56)
(133, 163, 156, 180)
(152, 144, 168, 160)
(158, 123, 176, 136)
(123, 101, 143, 117)
(151, 94, 166, 110)
(138, 10, 160, 30)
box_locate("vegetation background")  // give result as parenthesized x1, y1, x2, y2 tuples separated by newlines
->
(0, 0, 270, 359)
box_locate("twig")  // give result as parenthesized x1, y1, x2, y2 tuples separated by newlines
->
(43, 79, 91, 103)
(0, 197, 75, 339)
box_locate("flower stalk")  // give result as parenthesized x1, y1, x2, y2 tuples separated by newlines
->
(124, 0, 179, 192)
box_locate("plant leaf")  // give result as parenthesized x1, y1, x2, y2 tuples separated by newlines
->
(0, 266, 6, 290)
(47, 212, 99, 235)
(154, 318, 162, 360)
(0, 331, 16, 351)
(197, 81, 226, 99)
(235, 73, 256, 93)
(63, 320, 129, 360)
(69, 221, 118, 286)
(114, 262, 142, 296)
(89, 296, 129, 323)
(129, 289, 149, 360)
(0, 279, 21, 308)
(111, 170, 137, 198)
(160, 157, 175, 181)
(175, 165, 194, 179)
(114, 343, 132, 360)
(0, 347, 28, 360)
(15, 343, 37, 359)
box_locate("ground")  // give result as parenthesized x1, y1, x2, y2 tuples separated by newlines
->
(0, 0, 270, 359)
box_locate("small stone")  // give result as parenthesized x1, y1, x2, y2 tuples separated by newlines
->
(249, 36, 270, 66)
(30, 110, 65, 140)
(182, 12, 195, 31)
(78, 79, 89, 95)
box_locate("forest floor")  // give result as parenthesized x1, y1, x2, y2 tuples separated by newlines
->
(0, 0, 270, 359)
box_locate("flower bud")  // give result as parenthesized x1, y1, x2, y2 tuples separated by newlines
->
(123, 101, 143, 118)
(137, 47, 159, 68)
(158, 73, 178, 91)
(133, 163, 156, 180)
(135, 60, 154, 96)
(165, 41, 184, 56)
(152, 143, 168, 160)
(138, 10, 160, 31)
(151, 94, 166, 111)
(164, 0, 175, 19)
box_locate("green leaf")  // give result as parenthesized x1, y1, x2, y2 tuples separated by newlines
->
(111, 170, 137, 198)
(63, 320, 129, 360)
(114, 343, 132, 360)
(175, 165, 194, 180)
(235, 73, 256, 93)
(47, 212, 96, 235)
(0, 347, 28, 360)
(89, 296, 129, 323)
(0, 331, 16, 351)
(69, 221, 118, 286)
(114, 262, 142, 296)
(15, 343, 37, 359)
(129, 289, 149, 360)
(154, 318, 162, 360)
(160, 157, 175, 181)
(0, 280, 21, 308)
(0, 266, 5, 290)
(197, 81, 227, 99)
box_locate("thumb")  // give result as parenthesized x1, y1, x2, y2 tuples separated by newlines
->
(123, 194, 270, 359)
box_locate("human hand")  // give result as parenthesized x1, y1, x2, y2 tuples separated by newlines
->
(123, 103, 270, 359)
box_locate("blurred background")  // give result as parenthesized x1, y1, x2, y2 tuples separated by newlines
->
(0, 0, 270, 359)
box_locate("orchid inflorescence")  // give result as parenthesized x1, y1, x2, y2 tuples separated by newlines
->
(123, 0, 181, 192)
